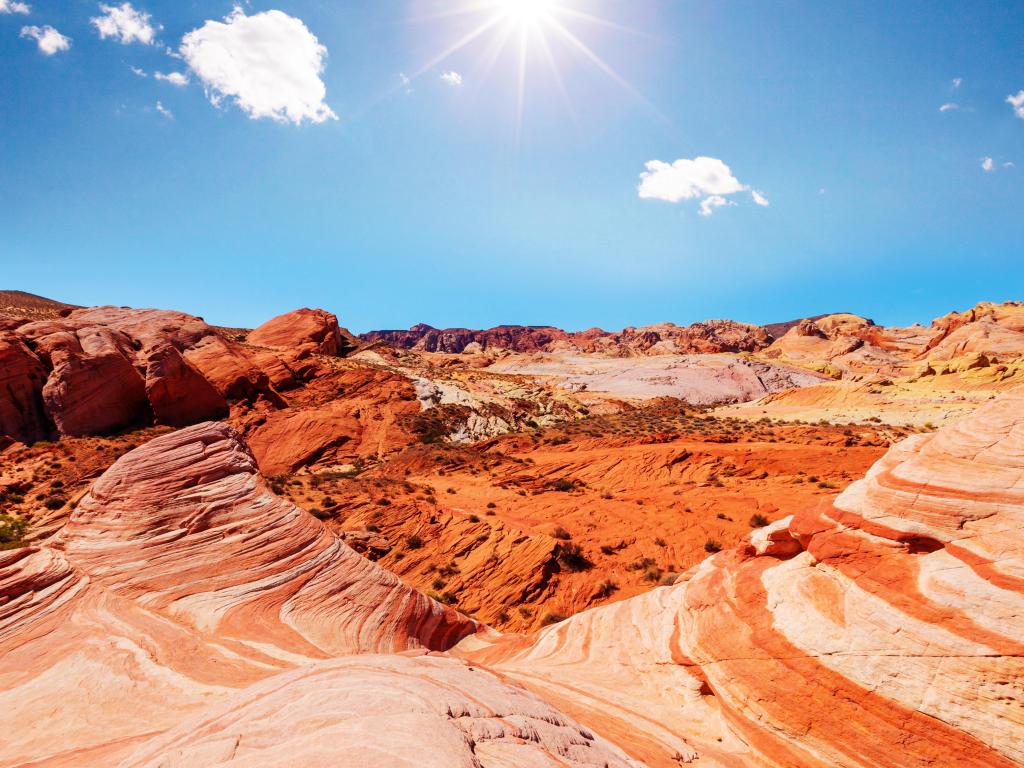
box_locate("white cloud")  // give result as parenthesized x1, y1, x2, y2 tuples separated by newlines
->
(441, 70, 463, 87)
(939, 102, 959, 112)
(130, 65, 147, 77)
(399, 72, 412, 93)
(91, 3, 157, 45)
(982, 157, 994, 172)
(699, 195, 734, 217)
(155, 100, 173, 119)
(20, 25, 70, 55)
(154, 71, 188, 86)
(180, 7, 336, 125)
(638, 156, 765, 217)
(952, 77, 962, 88)
(1005, 161, 1016, 169)
(1007, 91, 1024, 120)
(0, 0, 31, 15)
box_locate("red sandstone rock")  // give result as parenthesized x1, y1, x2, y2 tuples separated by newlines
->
(0, 331, 49, 443)
(249, 307, 356, 357)
(143, 344, 227, 426)
(470, 386, 1024, 767)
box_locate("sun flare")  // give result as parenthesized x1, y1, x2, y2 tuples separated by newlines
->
(493, 0, 558, 24)
(408, 0, 649, 137)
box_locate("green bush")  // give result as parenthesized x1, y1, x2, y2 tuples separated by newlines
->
(0, 514, 29, 550)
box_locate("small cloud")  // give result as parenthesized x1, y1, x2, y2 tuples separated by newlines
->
(20, 25, 71, 55)
(155, 100, 173, 119)
(952, 77, 962, 88)
(638, 156, 765, 217)
(399, 72, 412, 94)
(1007, 91, 1024, 120)
(130, 65, 147, 77)
(982, 157, 994, 172)
(1004, 161, 1015, 168)
(441, 70, 463, 87)
(0, 0, 31, 15)
(181, 7, 336, 125)
(154, 71, 188, 86)
(939, 103, 959, 112)
(91, 2, 158, 45)
(698, 195, 735, 217)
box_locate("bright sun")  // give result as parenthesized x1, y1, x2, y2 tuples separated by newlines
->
(494, 0, 558, 24)
(408, 0, 647, 137)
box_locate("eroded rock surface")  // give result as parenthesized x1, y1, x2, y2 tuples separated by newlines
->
(471, 386, 1024, 767)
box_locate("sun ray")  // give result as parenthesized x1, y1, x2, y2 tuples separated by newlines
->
(544, 14, 666, 120)
(410, 13, 505, 79)
(404, 0, 663, 131)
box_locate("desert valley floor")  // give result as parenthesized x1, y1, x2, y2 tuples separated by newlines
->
(2, 290, 1023, 767)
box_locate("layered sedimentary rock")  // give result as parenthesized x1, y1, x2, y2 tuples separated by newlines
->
(119, 654, 640, 768)
(363, 319, 771, 356)
(249, 307, 357, 357)
(0, 307, 286, 442)
(471, 386, 1024, 767)
(0, 422, 480, 766)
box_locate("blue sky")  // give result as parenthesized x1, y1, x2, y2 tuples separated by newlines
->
(1, 1, 1022, 332)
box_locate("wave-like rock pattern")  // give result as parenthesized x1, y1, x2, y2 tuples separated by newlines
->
(471, 387, 1024, 767)
(0, 423, 479, 766)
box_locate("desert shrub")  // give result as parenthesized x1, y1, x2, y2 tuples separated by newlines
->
(704, 539, 722, 553)
(540, 612, 567, 626)
(468, 514, 480, 523)
(548, 478, 575, 493)
(310, 507, 332, 520)
(406, 534, 424, 550)
(486, 501, 497, 509)
(321, 496, 337, 508)
(643, 566, 663, 583)
(44, 497, 67, 511)
(552, 525, 572, 541)
(0, 514, 29, 550)
(557, 543, 593, 572)
(750, 513, 769, 528)
(594, 580, 618, 599)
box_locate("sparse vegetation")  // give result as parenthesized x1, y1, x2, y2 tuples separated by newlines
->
(750, 513, 769, 528)
(704, 539, 722, 553)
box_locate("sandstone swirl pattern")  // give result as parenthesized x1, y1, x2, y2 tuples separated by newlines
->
(471, 387, 1024, 767)
(0, 424, 640, 767)
(4, 392, 1024, 766)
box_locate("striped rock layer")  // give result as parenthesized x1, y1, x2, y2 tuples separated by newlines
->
(471, 387, 1024, 767)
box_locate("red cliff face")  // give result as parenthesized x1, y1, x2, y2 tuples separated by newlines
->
(0, 308, 289, 442)
(361, 319, 771, 356)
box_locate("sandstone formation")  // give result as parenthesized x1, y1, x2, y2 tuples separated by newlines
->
(249, 307, 357, 357)
(362, 319, 771, 356)
(487, 352, 828, 404)
(0, 422, 483, 766)
(0, 307, 297, 443)
(471, 386, 1024, 766)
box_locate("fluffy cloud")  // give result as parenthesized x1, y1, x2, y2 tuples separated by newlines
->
(0, 0, 30, 15)
(155, 100, 173, 119)
(699, 195, 734, 217)
(939, 102, 959, 112)
(1008, 91, 1024, 120)
(638, 156, 765, 216)
(91, 3, 157, 45)
(982, 157, 994, 172)
(441, 71, 463, 87)
(180, 7, 336, 125)
(20, 25, 70, 55)
(154, 71, 188, 86)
